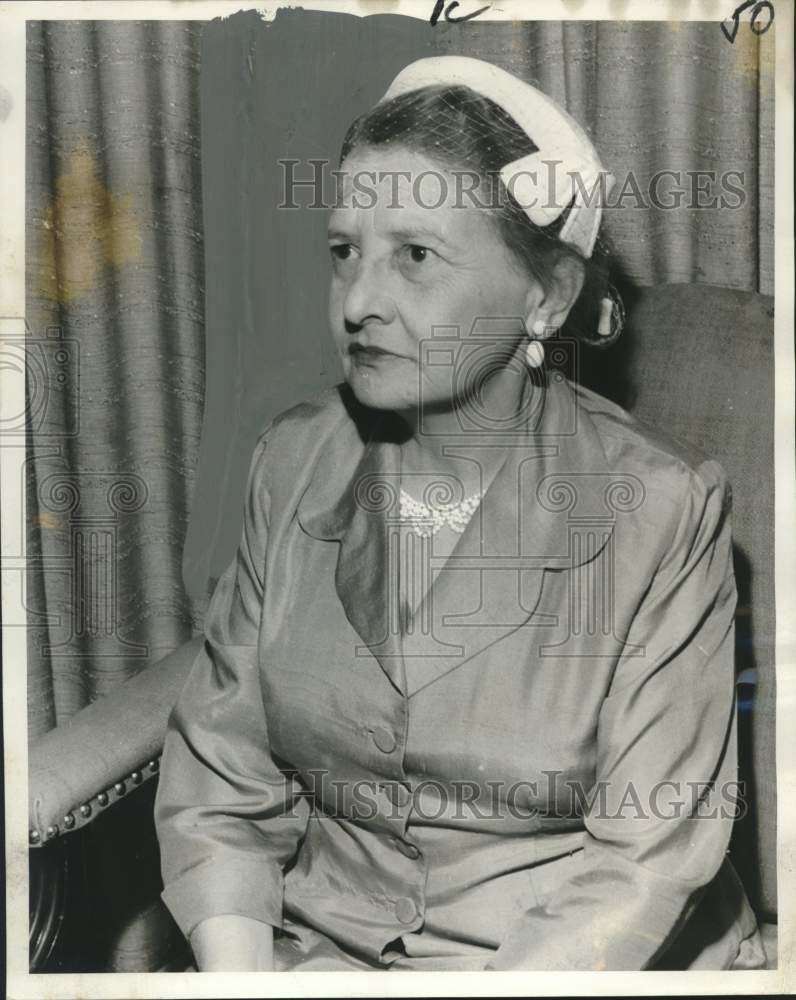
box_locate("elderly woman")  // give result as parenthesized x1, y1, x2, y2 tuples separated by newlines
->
(154, 56, 765, 972)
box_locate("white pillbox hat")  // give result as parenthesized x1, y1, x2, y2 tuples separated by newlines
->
(380, 55, 615, 259)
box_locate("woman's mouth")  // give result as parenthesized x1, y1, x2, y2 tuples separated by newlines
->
(349, 343, 406, 363)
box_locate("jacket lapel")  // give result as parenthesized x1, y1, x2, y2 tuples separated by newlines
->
(297, 405, 407, 695)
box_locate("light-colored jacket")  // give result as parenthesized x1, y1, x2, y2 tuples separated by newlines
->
(155, 375, 762, 970)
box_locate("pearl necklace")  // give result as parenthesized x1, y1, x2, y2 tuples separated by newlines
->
(398, 487, 483, 537)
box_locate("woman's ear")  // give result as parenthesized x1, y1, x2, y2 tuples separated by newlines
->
(522, 283, 547, 335)
(527, 255, 585, 331)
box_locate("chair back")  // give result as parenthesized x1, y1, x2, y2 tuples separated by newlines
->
(583, 282, 776, 919)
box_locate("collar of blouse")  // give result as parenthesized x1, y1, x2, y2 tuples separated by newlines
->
(298, 373, 614, 552)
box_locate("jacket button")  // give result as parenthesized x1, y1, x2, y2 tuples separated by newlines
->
(395, 897, 418, 924)
(372, 727, 397, 753)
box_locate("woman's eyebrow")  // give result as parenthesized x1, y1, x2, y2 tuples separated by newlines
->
(388, 224, 450, 245)
(327, 225, 355, 241)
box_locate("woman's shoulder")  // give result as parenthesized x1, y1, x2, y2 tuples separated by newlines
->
(248, 383, 373, 499)
(569, 380, 731, 513)
(258, 382, 368, 452)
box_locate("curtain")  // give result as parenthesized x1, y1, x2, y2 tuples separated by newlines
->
(26, 21, 205, 743)
(435, 19, 774, 295)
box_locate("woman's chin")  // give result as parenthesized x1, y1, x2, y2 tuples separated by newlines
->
(345, 370, 417, 412)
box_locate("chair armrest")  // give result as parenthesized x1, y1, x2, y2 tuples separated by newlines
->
(28, 637, 203, 845)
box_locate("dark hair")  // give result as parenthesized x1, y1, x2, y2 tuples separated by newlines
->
(340, 84, 620, 348)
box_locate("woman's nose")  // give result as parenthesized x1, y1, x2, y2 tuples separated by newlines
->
(342, 260, 396, 329)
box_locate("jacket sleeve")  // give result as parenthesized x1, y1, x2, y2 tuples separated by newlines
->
(488, 458, 741, 970)
(154, 431, 310, 941)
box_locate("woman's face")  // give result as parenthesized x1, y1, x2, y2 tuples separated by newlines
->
(327, 145, 539, 415)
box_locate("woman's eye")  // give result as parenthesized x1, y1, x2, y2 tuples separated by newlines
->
(404, 244, 431, 264)
(329, 243, 356, 262)
(397, 244, 439, 275)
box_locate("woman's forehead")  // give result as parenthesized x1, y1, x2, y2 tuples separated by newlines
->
(332, 146, 495, 243)
(339, 143, 444, 178)
(338, 146, 476, 205)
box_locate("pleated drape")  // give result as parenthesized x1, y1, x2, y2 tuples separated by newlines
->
(26, 21, 205, 742)
(433, 18, 774, 294)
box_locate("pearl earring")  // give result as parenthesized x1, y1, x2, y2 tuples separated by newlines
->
(525, 339, 545, 368)
(526, 317, 551, 369)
